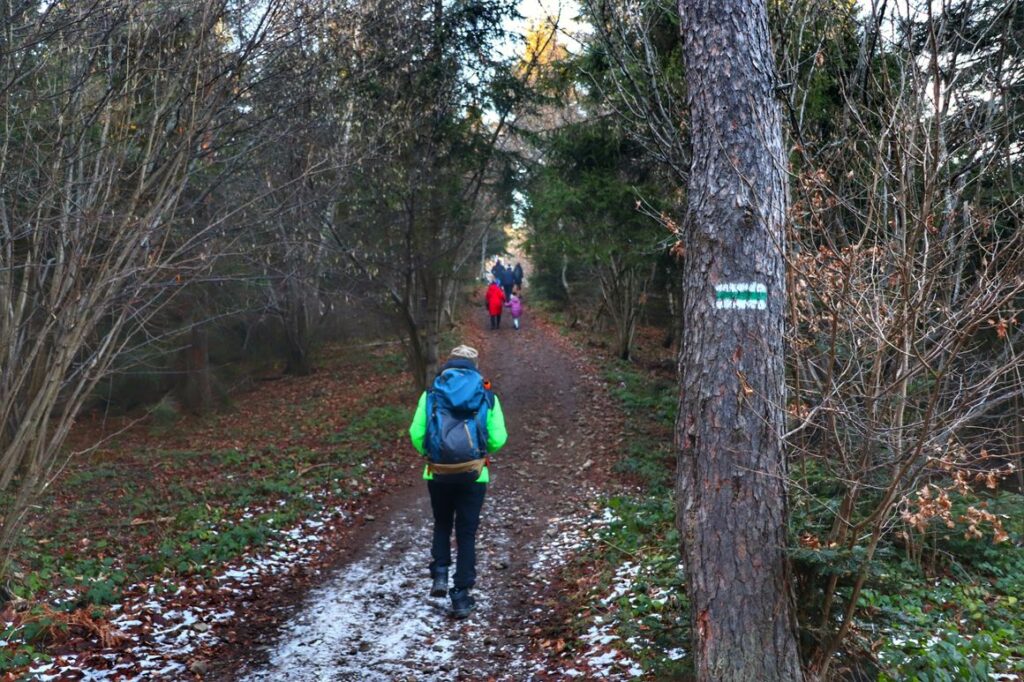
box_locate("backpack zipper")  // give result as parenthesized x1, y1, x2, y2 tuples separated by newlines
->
(463, 421, 475, 453)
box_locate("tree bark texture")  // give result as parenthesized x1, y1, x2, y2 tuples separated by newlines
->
(180, 322, 213, 415)
(284, 293, 314, 377)
(676, 1, 803, 680)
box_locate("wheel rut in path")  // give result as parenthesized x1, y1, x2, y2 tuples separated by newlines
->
(234, 310, 613, 681)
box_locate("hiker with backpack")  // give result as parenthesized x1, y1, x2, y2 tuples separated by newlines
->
(512, 262, 524, 292)
(499, 265, 516, 300)
(408, 345, 507, 618)
(485, 279, 505, 329)
(490, 258, 505, 283)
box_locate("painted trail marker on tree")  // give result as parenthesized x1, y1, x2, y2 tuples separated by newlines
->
(676, 0, 804, 678)
(714, 283, 767, 310)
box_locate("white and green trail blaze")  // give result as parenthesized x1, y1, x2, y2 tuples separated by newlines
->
(714, 283, 767, 310)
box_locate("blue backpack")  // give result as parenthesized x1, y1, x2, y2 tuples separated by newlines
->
(425, 365, 493, 464)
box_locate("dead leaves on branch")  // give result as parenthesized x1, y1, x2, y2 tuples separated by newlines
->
(900, 475, 1012, 545)
(987, 316, 1017, 340)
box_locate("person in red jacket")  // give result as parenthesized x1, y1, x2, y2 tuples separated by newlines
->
(485, 280, 506, 330)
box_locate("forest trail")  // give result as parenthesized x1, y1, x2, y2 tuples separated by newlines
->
(230, 296, 619, 681)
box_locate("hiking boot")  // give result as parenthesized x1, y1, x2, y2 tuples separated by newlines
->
(449, 587, 475, 619)
(430, 567, 448, 598)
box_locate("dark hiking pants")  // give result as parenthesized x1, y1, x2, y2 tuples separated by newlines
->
(490, 313, 501, 329)
(428, 472, 486, 590)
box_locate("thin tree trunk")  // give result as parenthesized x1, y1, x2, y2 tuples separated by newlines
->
(285, 297, 314, 377)
(481, 228, 489, 279)
(401, 292, 429, 391)
(424, 324, 440, 386)
(425, 283, 442, 387)
(561, 252, 579, 328)
(663, 284, 678, 349)
(676, 1, 803, 680)
(1015, 394, 1024, 493)
(180, 320, 213, 415)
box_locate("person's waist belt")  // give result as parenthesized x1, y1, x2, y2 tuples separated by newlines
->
(427, 458, 486, 476)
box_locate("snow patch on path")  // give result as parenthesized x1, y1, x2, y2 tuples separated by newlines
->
(241, 501, 482, 681)
(239, 481, 618, 681)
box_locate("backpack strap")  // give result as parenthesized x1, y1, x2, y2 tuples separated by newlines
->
(424, 389, 435, 423)
(424, 390, 441, 460)
(475, 380, 494, 453)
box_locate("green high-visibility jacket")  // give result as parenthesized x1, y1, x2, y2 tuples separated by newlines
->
(408, 391, 507, 483)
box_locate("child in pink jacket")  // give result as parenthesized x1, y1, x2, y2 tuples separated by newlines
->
(509, 293, 523, 330)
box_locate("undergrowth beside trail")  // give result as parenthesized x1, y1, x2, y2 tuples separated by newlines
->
(536, 330, 692, 678)
(592, 360, 690, 678)
(0, 346, 414, 673)
(541, 309, 1024, 681)
(791, 460, 1024, 680)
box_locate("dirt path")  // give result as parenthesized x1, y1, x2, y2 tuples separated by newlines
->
(232, 301, 618, 681)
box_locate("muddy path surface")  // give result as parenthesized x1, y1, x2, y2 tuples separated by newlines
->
(229, 303, 619, 681)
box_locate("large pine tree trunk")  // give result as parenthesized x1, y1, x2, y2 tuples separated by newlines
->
(675, 1, 803, 680)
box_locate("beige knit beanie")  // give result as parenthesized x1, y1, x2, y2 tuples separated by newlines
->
(449, 345, 479, 362)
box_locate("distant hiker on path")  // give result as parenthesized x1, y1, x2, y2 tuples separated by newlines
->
(408, 345, 508, 619)
(490, 258, 505, 282)
(486, 280, 505, 330)
(512, 262, 524, 292)
(498, 265, 515, 300)
(509, 293, 523, 330)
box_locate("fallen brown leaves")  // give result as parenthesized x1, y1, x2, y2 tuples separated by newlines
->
(20, 604, 127, 649)
(7, 343, 420, 678)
